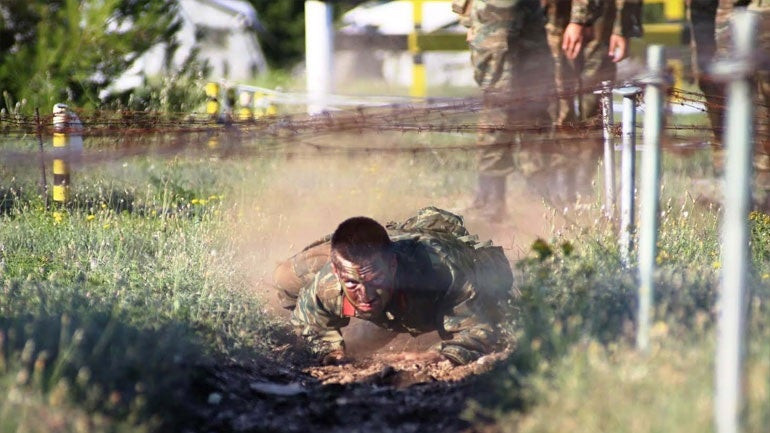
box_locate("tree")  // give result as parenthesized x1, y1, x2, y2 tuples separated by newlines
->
(0, 0, 181, 112)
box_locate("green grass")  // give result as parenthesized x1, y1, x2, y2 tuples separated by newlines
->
(3, 98, 770, 432)
(471, 178, 770, 432)
(0, 139, 299, 430)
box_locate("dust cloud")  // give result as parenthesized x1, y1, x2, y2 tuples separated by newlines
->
(227, 130, 604, 358)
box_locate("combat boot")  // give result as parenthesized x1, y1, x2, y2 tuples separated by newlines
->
(468, 174, 492, 209)
(482, 175, 508, 223)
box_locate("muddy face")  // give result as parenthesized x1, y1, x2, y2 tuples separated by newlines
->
(332, 253, 397, 316)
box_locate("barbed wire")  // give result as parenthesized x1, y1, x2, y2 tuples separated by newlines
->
(3, 85, 770, 168)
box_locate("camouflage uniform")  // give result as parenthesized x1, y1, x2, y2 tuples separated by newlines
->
(714, 0, 770, 199)
(545, 0, 643, 126)
(455, 0, 554, 177)
(277, 207, 514, 365)
(687, 0, 722, 140)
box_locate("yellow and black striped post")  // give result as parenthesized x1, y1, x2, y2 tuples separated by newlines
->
(238, 90, 254, 121)
(52, 103, 71, 205)
(408, 0, 426, 97)
(205, 82, 221, 120)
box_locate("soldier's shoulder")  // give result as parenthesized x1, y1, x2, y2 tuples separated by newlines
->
(310, 263, 344, 313)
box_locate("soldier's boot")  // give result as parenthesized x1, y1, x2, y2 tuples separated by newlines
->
(482, 175, 508, 223)
(463, 174, 491, 213)
(712, 147, 725, 176)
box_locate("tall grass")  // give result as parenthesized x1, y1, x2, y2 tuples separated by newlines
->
(476, 169, 770, 432)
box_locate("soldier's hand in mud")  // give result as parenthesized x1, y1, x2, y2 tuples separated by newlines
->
(562, 23, 593, 60)
(321, 349, 350, 366)
(608, 34, 628, 63)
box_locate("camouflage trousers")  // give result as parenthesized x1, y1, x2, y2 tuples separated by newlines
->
(687, 0, 722, 140)
(469, 0, 554, 176)
(715, 1, 770, 167)
(545, 0, 617, 126)
(714, 1, 770, 199)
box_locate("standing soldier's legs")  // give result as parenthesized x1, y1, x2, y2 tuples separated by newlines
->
(748, 4, 770, 207)
(546, 0, 579, 126)
(579, 0, 618, 122)
(469, 0, 554, 220)
(716, 2, 770, 207)
(689, 0, 723, 151)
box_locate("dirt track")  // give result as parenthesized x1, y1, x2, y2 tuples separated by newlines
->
(191, 348, 506, 433)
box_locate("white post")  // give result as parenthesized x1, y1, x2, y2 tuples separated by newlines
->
(305, 1, 334, 114)
(714, 9, 757, 433)
(614, 85, 642, 267)
(596, 81, 616, 218)
(637, 45, 666, 352)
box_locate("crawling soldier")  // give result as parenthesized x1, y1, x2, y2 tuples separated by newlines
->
(273, 207, 514, 365)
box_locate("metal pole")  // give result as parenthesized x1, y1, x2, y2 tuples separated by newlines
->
(35, 108, 49, 210)
(305, 1, 334, 114)
(636, 45, 666, 352)
(614, 85, 642, 267)
(713, 9, 757, 433)
(595, 81, 615, 218)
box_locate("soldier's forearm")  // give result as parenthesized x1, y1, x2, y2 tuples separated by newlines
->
(614, 0, 643, 37)
(570, 0, 601, 25)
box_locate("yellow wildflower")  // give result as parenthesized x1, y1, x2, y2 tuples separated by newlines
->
(52, 212, 63, 223)
(651, 321, 669, 338)
(191, 199, 200, 205)
(86, 215, 95, 221)
(712, 261, 721, 270)
(763, 273, 770, 280)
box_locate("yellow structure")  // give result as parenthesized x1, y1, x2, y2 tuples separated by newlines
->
(409, 0, 427, 97)
(205, 82, 220, 118)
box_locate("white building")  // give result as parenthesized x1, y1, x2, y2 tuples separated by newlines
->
(106, 0, 268, 96)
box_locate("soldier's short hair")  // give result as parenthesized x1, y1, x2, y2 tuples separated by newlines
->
(331, 216, 392, 264)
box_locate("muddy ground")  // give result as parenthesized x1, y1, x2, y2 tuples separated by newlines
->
(192, 345, 507, 433)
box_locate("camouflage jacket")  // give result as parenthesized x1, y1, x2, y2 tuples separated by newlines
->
(454, 0, 601, 26)
(290, 230, 511, 365)
(613, 0, 643, 37)
(543, 0, 642, 35)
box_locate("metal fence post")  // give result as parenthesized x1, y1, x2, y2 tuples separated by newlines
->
(595, 81, 616, 218)
(637, 45, 667, 352)
(613, 85, 642, 267)
(713, 9, 757, 433)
